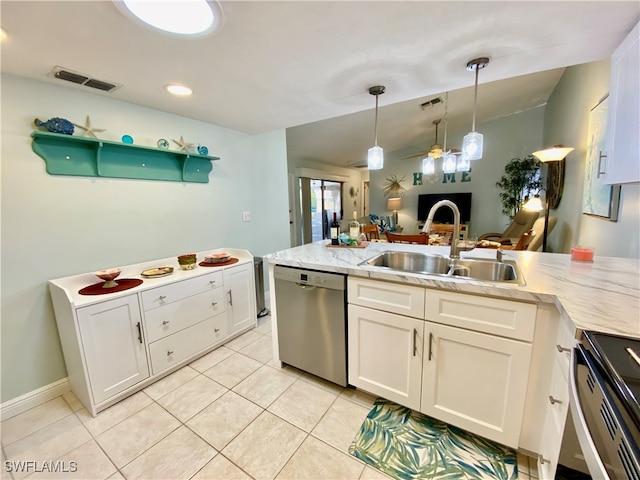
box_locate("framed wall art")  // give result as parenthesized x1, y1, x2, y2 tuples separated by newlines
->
(582, 94, 621, 221)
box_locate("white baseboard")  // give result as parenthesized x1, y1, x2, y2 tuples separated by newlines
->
(0, 378, 71, 421)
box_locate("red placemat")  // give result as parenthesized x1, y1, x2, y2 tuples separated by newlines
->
(199, 257, 239, 267)
(79, 278, 143, 295)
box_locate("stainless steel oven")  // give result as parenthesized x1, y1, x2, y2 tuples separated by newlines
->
(570, 331, 640, 479)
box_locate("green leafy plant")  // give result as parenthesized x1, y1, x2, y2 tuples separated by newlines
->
(495, 155, 542, 220)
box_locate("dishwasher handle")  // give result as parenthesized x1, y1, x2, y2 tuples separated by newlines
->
(296, 283, 317, 291)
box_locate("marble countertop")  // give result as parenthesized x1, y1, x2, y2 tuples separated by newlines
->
(264, 241, 640, 338)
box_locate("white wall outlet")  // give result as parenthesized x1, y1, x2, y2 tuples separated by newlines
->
(242, 211, 251, 222)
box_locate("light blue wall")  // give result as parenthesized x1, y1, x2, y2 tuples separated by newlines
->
(543, 60, 640, 257)
(0, 74, 291, 402)
(369, 107, 545, 237)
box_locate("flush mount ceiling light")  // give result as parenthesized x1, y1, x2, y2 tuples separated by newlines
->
(461, 57, 489, 162)
(165, 84, 193, 96)
(119, 0, 222, 36)
(367, 85, 385, 171)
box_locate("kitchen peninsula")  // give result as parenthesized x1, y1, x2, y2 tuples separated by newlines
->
(264, 241, 640, 477)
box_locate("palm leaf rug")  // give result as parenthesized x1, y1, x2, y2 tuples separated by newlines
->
(349, 398, 517, 480)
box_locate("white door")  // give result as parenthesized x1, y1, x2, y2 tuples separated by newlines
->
(348, 304, 423, 410)
(421, 322, 531, 448)
(225, 263, 256, 334)
(77, 294, 149, 404)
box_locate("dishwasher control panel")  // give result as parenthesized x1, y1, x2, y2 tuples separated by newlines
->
(274, 265, 345, 290)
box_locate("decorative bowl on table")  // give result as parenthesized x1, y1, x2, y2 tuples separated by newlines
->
(94, 268, 122, 288)
(177, 254, 197, 270)
(204, 252, 231, 264)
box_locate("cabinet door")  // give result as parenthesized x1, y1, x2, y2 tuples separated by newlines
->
(348, 304, 423, 410)
(224, 263, 256, 334)
(605, 21, 640, 185)
(77, 294, 149, 404)
(421, 322, 531, 448)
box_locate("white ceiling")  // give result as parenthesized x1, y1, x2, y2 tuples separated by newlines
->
(1, 1, 638, 167)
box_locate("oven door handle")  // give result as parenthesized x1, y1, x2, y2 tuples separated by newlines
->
(569, 346, 611, 480)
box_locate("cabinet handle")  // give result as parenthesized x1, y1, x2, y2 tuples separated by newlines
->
(227, 290, 233, 306)
(597, 151, 607, 178)
(412, 329, 417, 357)
(549, 395, 563, 405)
(539, 454, 549, 464)
(209, 280, 216, 285)
(162, 320, 170, 326)
(556, 344, 571, 353)
(167, 350, 174, 356)
(136, 322, 143, 344)
(428, 332, 433, 361)
(159, 295, 166, 300)
(212, 302, 218, 307)
(214, 328, 220, 333)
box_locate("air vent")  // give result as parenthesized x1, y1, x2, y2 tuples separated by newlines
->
(47, 66, 121, 93)
(420, 97, 443, 110)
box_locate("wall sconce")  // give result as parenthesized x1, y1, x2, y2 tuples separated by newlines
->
(387, 197, 403, 224)
(461, 57, 489, 163)
(532, 145, 575, 162)
(367, 85, 385, 170)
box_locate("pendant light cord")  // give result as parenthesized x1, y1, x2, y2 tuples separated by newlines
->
(443, 92, 448, 151)
(373, 94, 379, 146)
(472, 66, 479, 132)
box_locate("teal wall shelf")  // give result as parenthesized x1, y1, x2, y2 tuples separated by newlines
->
(31, 131, 219, 183)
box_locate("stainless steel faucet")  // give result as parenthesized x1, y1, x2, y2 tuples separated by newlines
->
(421, 199, 461, 259)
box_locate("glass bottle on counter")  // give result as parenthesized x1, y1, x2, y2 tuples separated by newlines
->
(330, 212, 340, 245)
(349, 211, 360, 240)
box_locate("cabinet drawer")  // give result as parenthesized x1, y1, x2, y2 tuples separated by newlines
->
(425, 290, 536, 341)
(141, 271, 223, 311)
(149, 315, 226, 375)
(144, 288, 226, 343)
(348, 277, 426, 319)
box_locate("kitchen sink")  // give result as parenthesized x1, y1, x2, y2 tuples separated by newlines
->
(359, 251, 524, 285)
(362, 251, 450, 275)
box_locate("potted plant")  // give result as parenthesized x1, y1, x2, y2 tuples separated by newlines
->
(496, 155, 542, 220)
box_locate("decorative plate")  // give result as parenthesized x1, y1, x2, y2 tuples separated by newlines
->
(141, 267, 174, 278)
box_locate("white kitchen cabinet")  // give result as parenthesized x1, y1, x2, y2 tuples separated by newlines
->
(76, 294, 149, 405)
(421, 321, 531, 448)
(49, 248, 256, 416)
(604, 21, 640, 185)
(348, 304, 424, 410)
(348, 276, 425, 319)
(224, 263, 257, 334)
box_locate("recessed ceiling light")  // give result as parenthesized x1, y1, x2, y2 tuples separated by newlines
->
(165, 84, 193, 96)
(119, 0, 223, 36)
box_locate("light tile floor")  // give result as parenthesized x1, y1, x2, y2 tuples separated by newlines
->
(1, 314, 537, 480)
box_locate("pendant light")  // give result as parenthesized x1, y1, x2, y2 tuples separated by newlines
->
(461, 57, 489, 162)
(367, 86, 385, 170)
(421, 119, 441, 174)
(441, 92, 458, 174)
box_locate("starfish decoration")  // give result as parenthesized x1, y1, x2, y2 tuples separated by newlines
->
(72, 116, 105, 138)
(172, 136, 194, 152)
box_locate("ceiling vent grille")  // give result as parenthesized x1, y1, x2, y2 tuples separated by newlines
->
(47, 66, 122, 93)
(420, 97, 442, 110)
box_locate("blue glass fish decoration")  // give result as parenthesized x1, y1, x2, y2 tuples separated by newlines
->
(34, 117, 74, 135)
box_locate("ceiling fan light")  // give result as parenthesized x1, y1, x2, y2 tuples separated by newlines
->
(429, 144, 443, 159)
(422, 155, 435, 175)
(443, 152, 457, 174)
(368, 146, 384, 170)
(461, 131, 483, 161)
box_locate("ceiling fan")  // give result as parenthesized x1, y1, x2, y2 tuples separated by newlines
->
(402, 118, 460, 161)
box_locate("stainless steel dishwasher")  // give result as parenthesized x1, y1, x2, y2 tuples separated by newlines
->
(274, 265, 347, 386)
